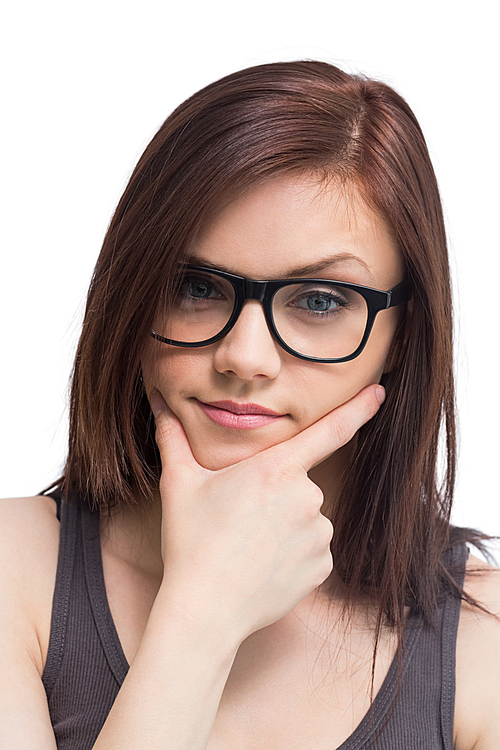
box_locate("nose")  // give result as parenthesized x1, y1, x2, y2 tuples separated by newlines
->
(212, 300, 282, 381)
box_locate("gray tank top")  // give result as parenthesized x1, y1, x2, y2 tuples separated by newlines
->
(42, 496, 467, 749)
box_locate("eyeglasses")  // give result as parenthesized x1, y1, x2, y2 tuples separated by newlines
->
(151, 264, 411, 363)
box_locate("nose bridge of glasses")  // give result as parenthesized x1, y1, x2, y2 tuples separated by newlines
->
(243, 277, 268, 303)
(234, 279, 276, 344)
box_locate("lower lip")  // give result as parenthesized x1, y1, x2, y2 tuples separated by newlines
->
(196, 401, 286, 429)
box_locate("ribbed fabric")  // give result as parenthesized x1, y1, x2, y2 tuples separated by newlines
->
(42, 496, 467, 749)
(42, 497, 128, 748)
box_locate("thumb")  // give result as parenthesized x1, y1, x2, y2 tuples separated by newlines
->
(271, 383, 384, 473)
(149, 389, 199, 478)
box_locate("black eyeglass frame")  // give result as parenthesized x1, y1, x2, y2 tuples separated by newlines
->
(151, 264, 411, 363)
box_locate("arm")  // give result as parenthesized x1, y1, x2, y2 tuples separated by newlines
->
(92, 386, 382, 750)
(454, 556, 500, 750)
(0, 494, 240, 750)
(0, 385, 382, 749)
(93, 587, 241, 750)
(0, 506, 239, 750)
(0, 643, 58, 750)
(0, 497, 58, 749)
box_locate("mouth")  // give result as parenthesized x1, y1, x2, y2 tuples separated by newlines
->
(195, 399, 288, 429)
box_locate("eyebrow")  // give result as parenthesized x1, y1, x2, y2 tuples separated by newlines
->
(186, 253, 374, 280)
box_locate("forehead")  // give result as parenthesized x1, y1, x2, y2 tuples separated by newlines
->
(191, 174, 404, 288)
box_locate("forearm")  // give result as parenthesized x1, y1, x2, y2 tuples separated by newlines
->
(92, 586, 241, 750)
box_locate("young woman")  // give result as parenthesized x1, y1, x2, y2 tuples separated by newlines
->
(1, 60, 499, 750)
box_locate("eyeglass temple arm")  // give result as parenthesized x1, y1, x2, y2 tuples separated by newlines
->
(387, 278, 411, 308)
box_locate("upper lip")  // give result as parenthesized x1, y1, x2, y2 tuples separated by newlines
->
(199, 400, 285, 416)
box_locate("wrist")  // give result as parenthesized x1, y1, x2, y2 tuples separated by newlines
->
(153, 580, 245, 656)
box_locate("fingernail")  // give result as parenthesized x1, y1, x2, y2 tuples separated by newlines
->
(376, 386, 386, 405)
(149, 389, 166, 417)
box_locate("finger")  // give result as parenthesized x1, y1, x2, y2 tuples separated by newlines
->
(149, 389, 200, 478)
(273, 384, 385, 472)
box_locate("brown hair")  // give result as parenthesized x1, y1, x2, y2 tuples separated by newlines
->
(47, 60, 490, 632)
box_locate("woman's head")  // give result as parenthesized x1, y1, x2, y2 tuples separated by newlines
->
(59, 60, 455, 621)
(141, 173, 406, 471)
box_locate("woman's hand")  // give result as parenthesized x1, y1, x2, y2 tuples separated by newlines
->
(149, 385, 385, 643)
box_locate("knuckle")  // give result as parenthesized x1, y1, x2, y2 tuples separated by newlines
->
(316, 551, 334, 583)
(367, 390, 381, 417)
(300, 484, 324, 519)
(328, 417, 352, 447)
(309, 483, 325, 511)
(261, 452, 300, 484)
(155, 420, 177, 451)
(323, 552, 334, 577)
(320, 515, 334, 544)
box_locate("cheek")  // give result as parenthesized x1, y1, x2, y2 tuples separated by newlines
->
(292, 310, 398, 423)
(141, 344, 208, 395)
(365, 307, 401, 372)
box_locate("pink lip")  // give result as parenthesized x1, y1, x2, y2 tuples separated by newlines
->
(196, 400, 287, 429)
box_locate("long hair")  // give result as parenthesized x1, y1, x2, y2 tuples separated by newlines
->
(47, 60, 490, 633)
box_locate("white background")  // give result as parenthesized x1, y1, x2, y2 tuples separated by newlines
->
(1, 1, 499, 548)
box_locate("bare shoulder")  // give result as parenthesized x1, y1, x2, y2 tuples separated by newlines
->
(454, 553, 500, 750)
(0, 496, 60, 746)
(0, 495, 60, 676)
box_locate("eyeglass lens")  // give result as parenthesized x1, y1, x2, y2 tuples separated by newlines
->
(157, 269, 369, 360)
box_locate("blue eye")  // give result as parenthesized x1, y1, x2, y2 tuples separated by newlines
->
(179, 277, 222, 300)
(291, 290, 347, 316)
(300, 293, 339, 312)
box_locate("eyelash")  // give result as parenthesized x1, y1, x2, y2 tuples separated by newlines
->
(289, 290, 349, 315)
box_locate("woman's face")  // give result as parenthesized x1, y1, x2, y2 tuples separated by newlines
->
(142, 174, 405, 471)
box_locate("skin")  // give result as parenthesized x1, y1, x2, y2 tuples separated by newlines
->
(99, 172, 405, 603)
(143, 173, 404, 481)
(108, 172, 405, 744)
(123, 173, 405, 584)
(0, 172, 498, 749)
(96, 173, 500, 748)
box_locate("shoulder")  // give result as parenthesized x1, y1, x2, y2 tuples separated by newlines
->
(0, 495, 60, 676)
(454, 552, 500, 750)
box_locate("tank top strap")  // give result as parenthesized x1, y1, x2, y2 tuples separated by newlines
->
(53, 493, 62, 521)
(440, 541, 469, 749)
(80, 503, 130, 684)
(41, 496, 468, 750)
(337, 540, 468, 749)
(42, 497, 129, 749)
(41, 496, 79, 698)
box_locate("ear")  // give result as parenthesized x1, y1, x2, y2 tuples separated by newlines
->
(383, 299, 412, 374)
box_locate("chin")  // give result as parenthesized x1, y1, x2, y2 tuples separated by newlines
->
(191, 448, 257, 471)
(188, 436, 274, 471)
